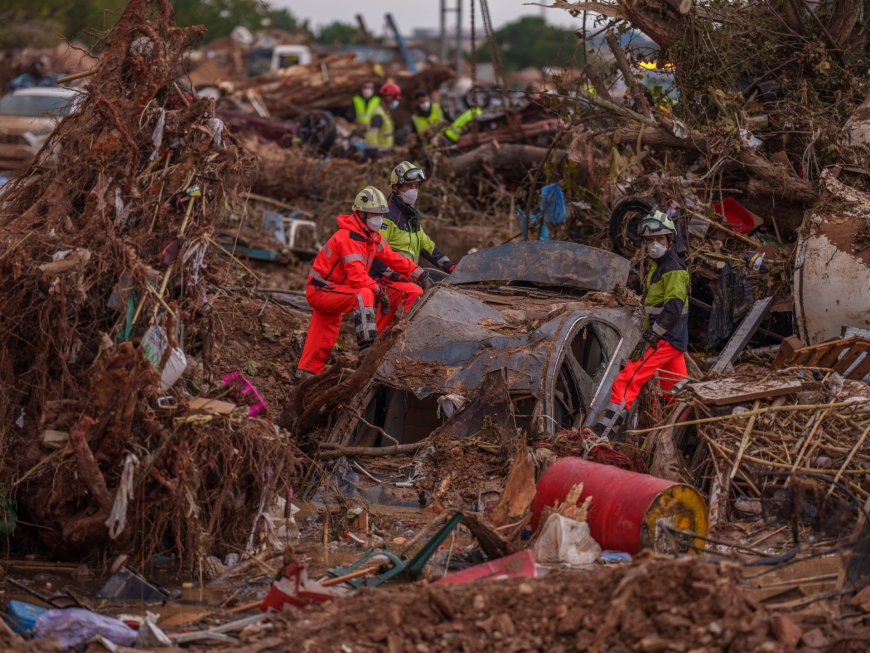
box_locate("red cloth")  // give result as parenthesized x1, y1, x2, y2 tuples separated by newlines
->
(308, 213, 421, 292)
(608, 340, 687, 410)
(376, 278, 423, 332)
(298, 284, 375, 375)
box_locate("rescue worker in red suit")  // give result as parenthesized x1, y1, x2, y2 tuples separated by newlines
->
(590, 211, 689, 439)
(295, 186, 431, 380)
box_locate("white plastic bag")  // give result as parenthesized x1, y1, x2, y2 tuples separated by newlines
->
(533, 513, 601, 567)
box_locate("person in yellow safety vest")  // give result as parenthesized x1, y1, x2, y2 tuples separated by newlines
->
(411, 91, 447, 139)
(364, 81, 400, 160)
(352, 81, 380, 131)
(442, 106, 483, 144)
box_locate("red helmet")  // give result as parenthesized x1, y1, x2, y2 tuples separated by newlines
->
(379, 82, 401, 98)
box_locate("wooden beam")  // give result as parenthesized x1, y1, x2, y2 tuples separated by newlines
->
(710, 297, 774, 375)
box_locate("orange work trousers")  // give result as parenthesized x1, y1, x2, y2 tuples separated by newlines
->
(297, 284, 375, 375)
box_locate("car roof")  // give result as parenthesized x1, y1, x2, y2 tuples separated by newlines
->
(447, 241, 631, 293)
(9, 87, 79, 97)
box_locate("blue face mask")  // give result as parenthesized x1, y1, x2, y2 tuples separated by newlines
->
(389, 99, 400, 110)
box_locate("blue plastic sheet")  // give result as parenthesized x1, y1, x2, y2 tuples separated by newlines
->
(517, 183, 567, 240)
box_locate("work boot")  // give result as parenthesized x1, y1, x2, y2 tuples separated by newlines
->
(294, 369, 315, 382)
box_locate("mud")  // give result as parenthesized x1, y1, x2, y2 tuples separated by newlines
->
(262, 556, 868, 653)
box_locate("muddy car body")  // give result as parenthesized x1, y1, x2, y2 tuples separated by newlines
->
(332, 241, 641, 449)
(0, 87, 80, 170)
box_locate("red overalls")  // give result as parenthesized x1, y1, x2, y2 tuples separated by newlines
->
(297, 213, 423, 375)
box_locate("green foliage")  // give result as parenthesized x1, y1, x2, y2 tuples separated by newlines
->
(0, 0, 307, 48)
(315, 21, 360, 46)
(472, 16, 579, 73)
(1, 1, 126, 47)
(172, 0, 307, 42)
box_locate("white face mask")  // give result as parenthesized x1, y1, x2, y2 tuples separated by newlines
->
(365, 215, 384, 232)
(420, 101, 431, 113)
(362, 87, 374, 99)
(647, 241, 668, 259)
(389, 99, 400, 110)
(400, 188, 418, 206)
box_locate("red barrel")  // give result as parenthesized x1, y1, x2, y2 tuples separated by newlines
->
(530, 457, 707, 554)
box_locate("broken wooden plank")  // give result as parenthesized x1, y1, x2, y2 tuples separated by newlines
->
(689, 376, 803, 406)
(710, 297, 774, 375)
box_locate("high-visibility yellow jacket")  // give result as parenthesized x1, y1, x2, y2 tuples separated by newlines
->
(411, 103, 446, 137)
(365, 104, 394, 151)
(352, 95, 381, 126)
(643, 248, 689, 351)
(443, 107, 483, 142)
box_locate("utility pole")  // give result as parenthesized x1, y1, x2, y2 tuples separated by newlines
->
(455, 0, 462, 79)
(439, 0, 463, 78)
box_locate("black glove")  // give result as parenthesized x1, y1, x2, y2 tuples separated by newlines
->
(384, 268, 409, 283)
(641, 327, 660, 349)
(376, 290, 391, 316)
(629, 342, 646, 362)
(417, 270, 434, 291)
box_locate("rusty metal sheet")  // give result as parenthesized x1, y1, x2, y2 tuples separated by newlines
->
(447, 241, 630, 292)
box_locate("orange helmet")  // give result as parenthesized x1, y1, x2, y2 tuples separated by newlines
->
(379, 81, 401, 98)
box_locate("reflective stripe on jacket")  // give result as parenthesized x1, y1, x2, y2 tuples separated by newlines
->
(370, 195, 453, 277)
(444, 107, 483, 142)
(411, 103, 446, 136)
(643, 247, 689, 352)
(309, 213, 421, 291)
(365, 104, 394, 151)
(353, 95, 381, 126)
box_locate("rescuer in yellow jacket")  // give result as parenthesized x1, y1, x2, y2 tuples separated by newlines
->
(352, 81, 381, 130)
(411, 91, 447, 139)
(364, 82, 400, 160)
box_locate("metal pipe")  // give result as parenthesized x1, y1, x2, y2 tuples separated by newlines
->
(455, 0, 463, 79)
(439, 0, 447, 62)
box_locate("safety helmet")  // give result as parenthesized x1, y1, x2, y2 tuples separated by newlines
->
(352, 186, 389, 214)
(389, 161, 426, 187)
(638, 210, 676, 238)
(379, 81, 401, 98)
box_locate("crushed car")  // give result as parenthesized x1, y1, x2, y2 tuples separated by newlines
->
(330, 241, 641, 449)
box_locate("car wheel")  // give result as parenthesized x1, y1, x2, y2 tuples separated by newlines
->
(609, 197, 654, 256)
(298, 110, 337, 152)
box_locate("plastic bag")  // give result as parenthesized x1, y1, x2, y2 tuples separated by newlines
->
(34, 608, 137, 650)
(533, 513, 601, 567)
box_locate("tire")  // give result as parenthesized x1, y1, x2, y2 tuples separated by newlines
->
(298, 110, 337, 152)
(609, 197, 654, 256)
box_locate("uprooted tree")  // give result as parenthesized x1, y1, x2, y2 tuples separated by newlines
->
(0, 0, 298, 566)
(539, 0, 870, 211)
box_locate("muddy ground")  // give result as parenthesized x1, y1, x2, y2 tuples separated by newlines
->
(252, 556, 869, 653)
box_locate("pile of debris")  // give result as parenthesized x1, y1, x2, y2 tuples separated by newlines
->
(0, 0, 298, 565)
(260, 556, 868, 652)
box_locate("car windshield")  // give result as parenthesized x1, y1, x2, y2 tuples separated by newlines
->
(0, 93, 76, 118)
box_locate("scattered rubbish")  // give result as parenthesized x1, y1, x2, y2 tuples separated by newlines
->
(33, 608, 137, 650)
(599, 551, 632, 564)
(327, 512, 464, 588)
(434, 550, 538, 585)
(531, 458, 708, 554)
(711, 198, 763, 235)
(222, 371, 269, 417)
(534, 513, 601, 567)
(260, 562, 339, 612)
(96, 568, 171, 602)
(4, 600, 48, 635)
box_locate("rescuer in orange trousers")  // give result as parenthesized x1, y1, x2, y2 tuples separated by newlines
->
(295, 186, 431, 379)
